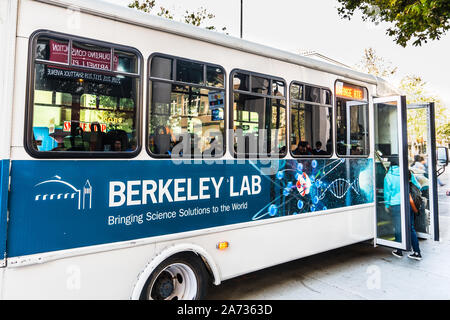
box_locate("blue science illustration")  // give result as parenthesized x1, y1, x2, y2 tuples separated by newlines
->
(7, 158, 374, 257)
(252, 158, 374, 220)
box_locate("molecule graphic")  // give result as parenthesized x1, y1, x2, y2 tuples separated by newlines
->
(251, 158, 368, 221)
(295, 172, 311, 196)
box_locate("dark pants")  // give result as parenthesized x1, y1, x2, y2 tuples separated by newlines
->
(392, 204, 420, 253)
(391, 205, 402, 243)
(410, 209, 421, 254)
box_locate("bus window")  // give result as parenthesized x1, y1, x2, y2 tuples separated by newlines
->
(114, 50, 139, 74)
(27, 33, 141, 156)
(290, 83, 333, 157)
(335, 81, 369, 157)
(151, 56, 173, 80)
(35, 36, 69, 63)
(232, 70, 286, 158)
(148, 54, 225, 158)
(206, 66, 225, 88)
(176, 59, 204, 85)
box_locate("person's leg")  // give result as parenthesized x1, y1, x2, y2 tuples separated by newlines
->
(391, 205, 403, 258)
(410, 209, 421, 254)
(392, 205, 402, 244)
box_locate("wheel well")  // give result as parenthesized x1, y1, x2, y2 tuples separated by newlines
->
(139, 251, 212, 300)
(131, 244, 221, 300)
(160, 251, 215, 283)
(196, 253, 215, 283)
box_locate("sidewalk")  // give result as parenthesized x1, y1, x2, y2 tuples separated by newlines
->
(207, 169, 450, 300)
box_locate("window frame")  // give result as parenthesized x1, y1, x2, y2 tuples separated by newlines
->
(25, 30, 144, 159)
(229, 69, 287, 158)
(147, 53, 227, 159)
(334, 79, 370, 159)
(289, 80, 333, 159)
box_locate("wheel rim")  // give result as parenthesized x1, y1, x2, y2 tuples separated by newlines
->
(148, 263, 198, 300)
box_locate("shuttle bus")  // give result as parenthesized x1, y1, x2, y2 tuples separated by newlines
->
(0, 0, 442, 299)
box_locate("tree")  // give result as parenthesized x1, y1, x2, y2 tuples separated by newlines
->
(399, 75, 449, 150)
(356, 47, 397, 77)
(336, 0, 450, 46)
(356, 48, 449, 148)
(128, 0, 155, 13)
(128, 0, 226, 32)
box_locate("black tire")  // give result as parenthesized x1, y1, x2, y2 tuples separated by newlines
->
(140, 252, 209, 300)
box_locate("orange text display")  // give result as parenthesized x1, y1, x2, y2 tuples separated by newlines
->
(336, 86, 364, 100)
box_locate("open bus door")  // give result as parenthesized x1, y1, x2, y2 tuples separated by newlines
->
(373, 96, 411, 250)
(407, 102, 439, 241)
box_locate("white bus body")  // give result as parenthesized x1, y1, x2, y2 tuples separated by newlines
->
(0, 0, 405, 299)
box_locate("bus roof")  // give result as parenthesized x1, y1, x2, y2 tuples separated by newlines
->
(34, 0, 400, 96)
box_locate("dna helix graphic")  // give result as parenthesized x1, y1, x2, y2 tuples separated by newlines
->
(317, 178, 360, 200)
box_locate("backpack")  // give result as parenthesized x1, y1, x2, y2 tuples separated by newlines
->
(409, 182, 423, 215)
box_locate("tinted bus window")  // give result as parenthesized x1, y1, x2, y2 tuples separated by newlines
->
(149, 55, 225, 158)
(290, 83, 332, 157)
(28, 33, 141, 156)
(35, 37, 69, 63)
(176, 59, 204, 84)
(232, 71, 286, 158)
(206, 66, 225, 88)
(335, 81, 369, 157)
(151, 56, 173, 79)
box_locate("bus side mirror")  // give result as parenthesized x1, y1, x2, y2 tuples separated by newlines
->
(437, 147, 449, 166)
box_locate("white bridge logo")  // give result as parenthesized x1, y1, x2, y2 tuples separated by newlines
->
(34, 175, 92, 210)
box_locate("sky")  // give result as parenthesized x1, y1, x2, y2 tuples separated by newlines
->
(105, 0, 450, 107)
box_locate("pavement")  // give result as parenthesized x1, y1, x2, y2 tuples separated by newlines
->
(207, 168, 450, 300)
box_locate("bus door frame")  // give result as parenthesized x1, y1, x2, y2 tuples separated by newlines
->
(373, 96, 411, 251)
(407, 102, 439, 241)
(0, 160, 9, 267)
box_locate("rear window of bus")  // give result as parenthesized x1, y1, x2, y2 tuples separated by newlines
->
(26, 31, 142, 157)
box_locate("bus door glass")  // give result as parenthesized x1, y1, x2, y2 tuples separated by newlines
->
(407, 103, 439, 241)
(373, 96, 410, 250)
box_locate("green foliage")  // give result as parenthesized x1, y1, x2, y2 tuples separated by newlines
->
(356, 47, 397, 77)
(399, 75, 449, 145)
(184, 7, 216, 30)
(337, 0, 450, 46)
(128, 0, 227, 32)
(158, 6, 174, 20)
(357, 47, 449, 145)
(128, 0, 155, 13)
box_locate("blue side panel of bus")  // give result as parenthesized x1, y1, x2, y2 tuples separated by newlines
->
(0, 160, 10, 261)
(7, 158, 373, 257)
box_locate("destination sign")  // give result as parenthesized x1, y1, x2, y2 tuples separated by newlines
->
(335, 82, 366, 100)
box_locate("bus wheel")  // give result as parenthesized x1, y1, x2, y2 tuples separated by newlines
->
(141, 252, 209, 300)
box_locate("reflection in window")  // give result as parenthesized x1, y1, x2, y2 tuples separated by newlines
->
(251, 76, 269, 95)
(290, 83, 332, 157)
(151, 56, 172, 79)
(232, 72, 286, 157)
(30, 35, 140, 154)
(36, 37, 69, 63)
(149, 55, 225, 158)
(114, 50, 138, 74)
(206, 66, 225, 88)
(176, 60, 203, 84)
(335, 82, 369, 156)
(71, 42, 112, 71)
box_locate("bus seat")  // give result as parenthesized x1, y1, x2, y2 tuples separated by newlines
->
(154, 126, 171, 155)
